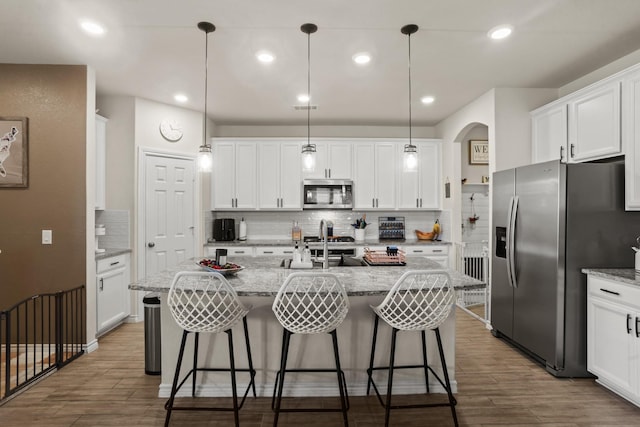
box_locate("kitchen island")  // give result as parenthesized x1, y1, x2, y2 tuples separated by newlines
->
(130, 256, 484, 398)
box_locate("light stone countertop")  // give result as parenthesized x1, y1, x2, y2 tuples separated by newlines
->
(95, 248, 131, 261)
(581, 268, 640, 287)
(130, 256, 484, 297)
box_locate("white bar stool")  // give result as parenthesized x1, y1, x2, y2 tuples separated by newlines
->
(271, 272, 350, 427)
(164, 271, 256, 427)
(366, 270, 458, 427)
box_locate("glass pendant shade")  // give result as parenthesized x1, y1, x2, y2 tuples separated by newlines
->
(403, 144, 418, 172)
(302, 144, 316, 172)
(198, 145, 213, 172)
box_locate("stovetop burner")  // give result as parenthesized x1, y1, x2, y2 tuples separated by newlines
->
(303, 235, 355, 243)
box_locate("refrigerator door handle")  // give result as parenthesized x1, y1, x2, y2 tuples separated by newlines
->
(508, 196, 519, 288)
(506, 196, 515, 288)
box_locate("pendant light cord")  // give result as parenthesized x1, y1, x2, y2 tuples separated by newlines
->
(408, 31, 413, 147)
(307, 30, 311, 147)
(203, 29, 209, 148)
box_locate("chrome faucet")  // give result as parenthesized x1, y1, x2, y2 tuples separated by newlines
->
(318, 219, 329, 269)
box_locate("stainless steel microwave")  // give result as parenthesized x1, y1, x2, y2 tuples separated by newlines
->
(303, 179, 353, 209)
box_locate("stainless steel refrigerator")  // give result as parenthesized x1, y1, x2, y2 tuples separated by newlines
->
(491, 159, 640, 377)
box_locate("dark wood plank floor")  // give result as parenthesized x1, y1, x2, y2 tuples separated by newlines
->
(1, 307, 639, 426)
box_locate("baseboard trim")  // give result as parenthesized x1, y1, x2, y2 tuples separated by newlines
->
(85, 339, 99, 353)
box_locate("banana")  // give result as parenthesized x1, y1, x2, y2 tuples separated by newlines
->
(432, 219, 441, 238)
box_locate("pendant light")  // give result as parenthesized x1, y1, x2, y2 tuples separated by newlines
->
(197, 21, 215, 172)
(402, 24, 418, 172)
(300, 23, 318, 173)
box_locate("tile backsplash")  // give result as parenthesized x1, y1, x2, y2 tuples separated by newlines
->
(95, 209, 130, 249)
(206, 210, 451, 242)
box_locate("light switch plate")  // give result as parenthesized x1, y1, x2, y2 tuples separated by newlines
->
(42, 229, 52, 245)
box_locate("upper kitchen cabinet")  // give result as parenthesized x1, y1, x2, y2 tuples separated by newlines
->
(353, 141, 396, 209)
(531, 76, 622, 165)
(567, 79, 621, 163)
(211, 140, 257, 210)
(623, 67, 640, 210)
(531, 103, 567, 163)
(257, 141, 302, 210)
(303, 140, 352, 179)
(397, 140, 442, 210)
(95, 114, 108, 210)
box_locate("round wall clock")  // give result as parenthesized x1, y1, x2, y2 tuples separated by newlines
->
(159, 119, 183, 142)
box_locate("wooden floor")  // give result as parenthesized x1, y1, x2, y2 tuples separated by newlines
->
(2, 308, 640, 426)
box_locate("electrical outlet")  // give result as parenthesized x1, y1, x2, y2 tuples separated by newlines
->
(42, 230, 52, 245)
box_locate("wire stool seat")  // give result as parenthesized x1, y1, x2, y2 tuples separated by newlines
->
(366, 270, 458, 427)
(164, 271, 256, 427)
(271, 272, 350, 427)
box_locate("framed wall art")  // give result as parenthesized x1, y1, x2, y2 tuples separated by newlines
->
(469, 139, 488, 165)
(0, 117, 28, 188)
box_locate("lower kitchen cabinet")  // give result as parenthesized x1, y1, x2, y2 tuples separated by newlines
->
(205, 246, 255, 258)
(587, 275, 640, 407)
(96, 254, 130, 336)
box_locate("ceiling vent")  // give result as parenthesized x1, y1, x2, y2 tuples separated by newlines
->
(294, 105, 318, 110)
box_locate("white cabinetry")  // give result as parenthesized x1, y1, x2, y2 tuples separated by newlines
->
(255, 246, 296, 256)
(96, 254, 130, 335)
(95, 114, 108, 210)
(212, 140, 257, 210)
(587, 275, 640, 407)
(204, 246, 254, 257)
(258, 141, 302, 210)
(353, 142, 396, 209)
(303, 140, 352, 179)
(397, 140, 441, 210)
(531, 77, 622, 165)
(404, 245, 449, 268)
(623, 67, 640, 210)
(567, 79, 621, 162)
(531, 103, 567, 163)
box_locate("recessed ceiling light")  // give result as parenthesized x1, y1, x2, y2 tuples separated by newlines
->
(297, 94, 310, 103)
(256, 51, 275, 63)
(80, 20, 106, 36)
(421, 96, 435, 105)
(174, 94, 188, 103)
(352, 53, 371, 65)
(488, 24, 513, 40)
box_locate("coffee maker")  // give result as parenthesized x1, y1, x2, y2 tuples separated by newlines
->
(213, 218, 235, 241)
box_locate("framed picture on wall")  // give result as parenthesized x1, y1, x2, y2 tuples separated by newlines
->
(0, 117, 28, 188)
(469, 140, 488, 165)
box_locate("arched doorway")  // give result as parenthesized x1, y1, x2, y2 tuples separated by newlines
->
(454, 123, 490, 322)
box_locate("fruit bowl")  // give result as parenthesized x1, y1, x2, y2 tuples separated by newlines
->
(196, 259, 245, 276)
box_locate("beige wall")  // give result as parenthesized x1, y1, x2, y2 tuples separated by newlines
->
(0, 64, 88, 322)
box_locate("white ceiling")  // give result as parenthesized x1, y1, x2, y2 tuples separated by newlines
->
(3, 0, 640, 126)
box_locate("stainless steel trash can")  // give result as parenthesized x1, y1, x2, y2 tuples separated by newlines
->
(143, 293, 161, 375)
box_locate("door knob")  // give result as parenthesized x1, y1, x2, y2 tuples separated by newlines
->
(148, 242, 155, 248)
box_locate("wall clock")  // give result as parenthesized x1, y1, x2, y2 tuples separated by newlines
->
(159, 119, 183, 142)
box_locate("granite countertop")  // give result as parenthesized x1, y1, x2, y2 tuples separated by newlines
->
(130, 256, 484, 297)
(582, 268, 640, 287)
(205, 239, 451, 247)
(96, 248, 131, 260)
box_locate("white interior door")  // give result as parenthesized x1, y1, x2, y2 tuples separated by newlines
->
(144, 154, 195, 277)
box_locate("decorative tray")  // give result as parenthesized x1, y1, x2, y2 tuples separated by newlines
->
(362, 249, 406, 266)
(196, 259, 245, 276)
